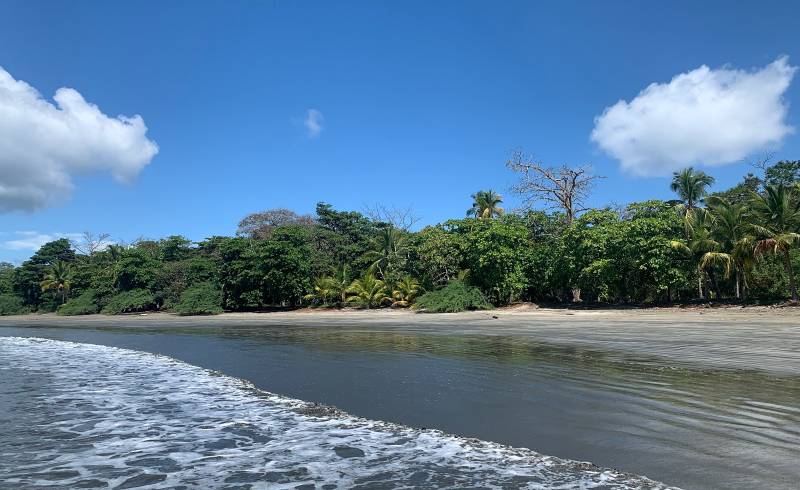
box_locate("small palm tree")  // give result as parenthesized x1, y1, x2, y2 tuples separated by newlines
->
(346, 270, 389, 309)
(750, 184, 800, 302)
(391, 276, 422, 307)
(467, 190, 504, 219)
(670, 209, 724, 299)
(304, 265, 352, 306)
(40, 260, 73, 305)
(364, 226, 408, 279)
(704, 196, 756, 299)
(671, 167, 715, 217)
(303, 276, 338, 305)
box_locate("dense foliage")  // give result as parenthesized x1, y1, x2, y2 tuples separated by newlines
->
(415, 280, 492, 312)
(3, 161, 800, 316)
(58, 290, 99, 316)
(174, 282, 224, 316)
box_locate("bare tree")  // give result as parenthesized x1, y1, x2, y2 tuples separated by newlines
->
(506, 149, 603, 223)
(72, 231, 112, 256)
(237, 208, 315, 239)
(363, 203, 421, 231)
(746, 150, 775, 175)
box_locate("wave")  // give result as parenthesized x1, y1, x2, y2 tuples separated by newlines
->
(0, 337, 675, 489)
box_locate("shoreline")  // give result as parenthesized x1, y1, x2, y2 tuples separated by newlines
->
(2, 303, 800, 324)
(2, 307, 799, 375)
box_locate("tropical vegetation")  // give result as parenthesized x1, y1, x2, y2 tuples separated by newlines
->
(3, 160, 800, 316)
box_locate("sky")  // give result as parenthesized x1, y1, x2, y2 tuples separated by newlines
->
(1, 1, 799, 262)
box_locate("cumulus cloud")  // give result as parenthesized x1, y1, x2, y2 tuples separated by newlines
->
(591, 57, 797, 176)
(0, 67, 158, 212)
(304, 109, 324, 138)
(0, 231, 82, 251)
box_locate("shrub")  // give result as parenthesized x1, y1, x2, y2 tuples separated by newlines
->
(58, 290, 99, 316)
(102, 289, 156, 315)
(414, 280, 493, 313)
(0, 294, 30, 316)
(173, 282, 223, 316)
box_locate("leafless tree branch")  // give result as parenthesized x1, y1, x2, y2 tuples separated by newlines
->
(363, 203, 421, 231)
(71, 231, 113, 255)
(506, 149, 604, 223)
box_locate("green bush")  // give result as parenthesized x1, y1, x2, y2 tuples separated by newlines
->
(414, 280, 493, 313)
(173, 282, 223, 316)
(102, 289, 156, 315)
(58, 290, 99, 316)
(0, 294, 30, 316)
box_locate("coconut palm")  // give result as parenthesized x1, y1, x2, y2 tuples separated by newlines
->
(40, 260, 73, 304)
(391, 275, 422, 307)
(670, 168, 715, 217)
(303, 276, 338, 305)
(670, 209, 724, 299)
(749, 184, 800, 302)
(303, 265, 352, 306)
(346, 270, 389, 309)
(704, 196, 756, 299)
(364, 226, 408, 279)
(467, 190, 504, 219)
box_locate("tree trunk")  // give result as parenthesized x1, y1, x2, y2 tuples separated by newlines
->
(782, 249, 798, 302)
(697, 272, 704, 299)
(708, 270, 722, 300)
(735, 269, 741, 300)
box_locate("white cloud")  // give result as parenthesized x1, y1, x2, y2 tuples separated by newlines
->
(304, 109, 324, 138)
(0, 67, 159, 212)
(0, 231, 82, 251)
(591, 57, 797, 176)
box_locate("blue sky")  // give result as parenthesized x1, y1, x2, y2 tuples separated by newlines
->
(1, 1, 799, 262)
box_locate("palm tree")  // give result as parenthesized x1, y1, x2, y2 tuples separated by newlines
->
(303, 265, 352, 306)
(346, 270, 389, 309)
(750, 184, 800, 302)
(467, 190, 504, 219)
(391, 276, 422, 307)
(40, 260, 73, 304)
(303, 276, 338, 305)
(670, 168, 715, 217)
(704, 196, 756, 299)
(670, 209, 724, 299)
(364, 226, 408, 279)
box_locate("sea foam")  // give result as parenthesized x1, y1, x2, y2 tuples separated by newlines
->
(0, 337, 676, 489)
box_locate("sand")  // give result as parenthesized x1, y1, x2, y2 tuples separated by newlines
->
(2, 306, 799, 375)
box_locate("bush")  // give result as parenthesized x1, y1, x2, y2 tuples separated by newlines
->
(102, 289, 156, 314)
(414, 280, 493, 313)
(0, 294, 30, 316)
(58, 290, 99, 316)
(173, 282, 223, 316)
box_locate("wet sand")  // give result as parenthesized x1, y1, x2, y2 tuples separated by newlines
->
(2, 307, 799, 488)
(3, 307, 799, 375)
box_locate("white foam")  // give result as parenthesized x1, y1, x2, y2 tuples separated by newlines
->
(0, 337, 676, 489)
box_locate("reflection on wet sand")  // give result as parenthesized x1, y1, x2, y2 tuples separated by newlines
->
(1, 319, 798, 489)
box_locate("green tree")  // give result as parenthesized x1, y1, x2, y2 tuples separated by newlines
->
(0, 262, 14, 294)
(764, 160, 800, 188)
(305, 264, 353, 305)
(670, 167, 715, 216)
(467, 190, 505, 219)
(704, 196, 755, 299)
(13, 239, 75, 309)
(40, 260, 74, 305)
(364, 225, 408, 280)
(670, 209, 724, 299)
(750, 184, 800, 301)
(346, 270, 389, 308)
(457, 216, 531, 304)
(391, 275, 422, 307)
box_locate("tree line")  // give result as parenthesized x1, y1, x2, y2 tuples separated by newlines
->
(1, 158, 799, 316)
